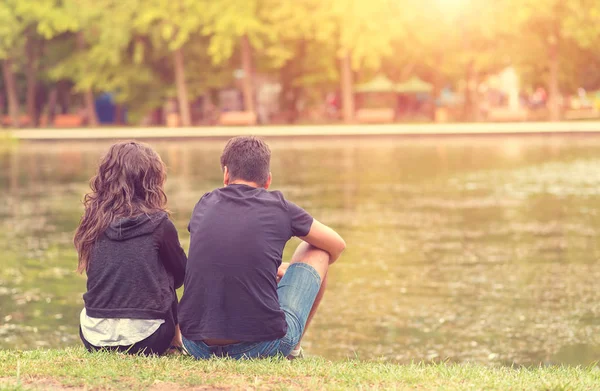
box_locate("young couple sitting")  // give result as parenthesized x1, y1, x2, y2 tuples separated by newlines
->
(75, 137, 346, 359)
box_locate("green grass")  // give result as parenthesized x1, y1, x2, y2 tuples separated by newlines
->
(0, 349, 599, 390)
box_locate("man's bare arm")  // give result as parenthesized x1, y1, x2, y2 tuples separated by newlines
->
(300, 219, 346, 264)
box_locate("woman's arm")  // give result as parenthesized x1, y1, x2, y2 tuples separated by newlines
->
(159, 219, 187, 289)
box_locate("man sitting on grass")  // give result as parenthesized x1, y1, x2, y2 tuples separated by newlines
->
(178, 136, 345, 359)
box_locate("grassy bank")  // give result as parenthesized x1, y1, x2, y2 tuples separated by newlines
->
(0, 349, 598, 390)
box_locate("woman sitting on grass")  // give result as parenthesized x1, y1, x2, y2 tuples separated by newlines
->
(74, 141, 187, 355)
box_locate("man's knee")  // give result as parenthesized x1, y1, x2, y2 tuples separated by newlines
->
(290, 242, 329, 280)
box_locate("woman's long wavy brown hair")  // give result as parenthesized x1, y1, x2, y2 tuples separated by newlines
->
(74, 141, 168, 273)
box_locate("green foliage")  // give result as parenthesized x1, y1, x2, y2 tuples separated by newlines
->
(199, 0, 266, 64)
(0, 0, 79, 59)
(0, 2, 22, 58)
(507, 0, 600, 93)
(1, 0, 600, 123)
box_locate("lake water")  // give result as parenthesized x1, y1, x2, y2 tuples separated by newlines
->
(2, 136, 600, 366)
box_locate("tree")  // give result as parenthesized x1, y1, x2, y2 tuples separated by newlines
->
(328, 0, 404, 123)
(0, 0, 80, 127)
(132, 0, 210, 126)
(49, 0, 236, 126)
(266, 0, 406, 123)
(276, 39, 338, 123)
(16, 0, 78, 126)
(509, 0, 600, 120)
(259, 1, 337, 122)
(196, 0, 276, 117)
(395, 0, 511, 121)
(51, 0, 162, 126)
(0, 0, 26, 127)
(46, 1, 121, 126)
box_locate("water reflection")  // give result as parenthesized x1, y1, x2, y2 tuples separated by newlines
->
(1, 137, 600, 365)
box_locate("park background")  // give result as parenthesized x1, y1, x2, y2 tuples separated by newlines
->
(1, 0, 600, 128)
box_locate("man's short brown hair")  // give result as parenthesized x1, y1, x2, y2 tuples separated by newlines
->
(220, 136, 271, 187)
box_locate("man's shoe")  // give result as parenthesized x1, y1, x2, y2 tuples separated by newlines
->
(287, 347, 304, 360)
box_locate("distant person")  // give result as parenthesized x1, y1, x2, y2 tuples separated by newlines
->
(179, 136, 346, 359)
(74, 141, 187, 355)
(325, 92, 339, 120)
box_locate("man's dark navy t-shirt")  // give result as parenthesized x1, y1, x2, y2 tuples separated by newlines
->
(178, 184, 314, 342)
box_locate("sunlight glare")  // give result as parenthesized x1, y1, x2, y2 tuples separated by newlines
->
(436, 0, 469, 10)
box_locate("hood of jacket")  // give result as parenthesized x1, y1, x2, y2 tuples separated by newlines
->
(105, 212, 167, 241)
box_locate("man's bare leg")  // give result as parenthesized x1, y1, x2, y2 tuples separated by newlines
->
(288, 242, 330, 350)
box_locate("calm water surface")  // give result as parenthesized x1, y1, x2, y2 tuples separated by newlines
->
(1, 136, 600, 366)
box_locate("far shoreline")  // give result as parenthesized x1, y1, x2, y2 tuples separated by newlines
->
(5, 121, 600, 142)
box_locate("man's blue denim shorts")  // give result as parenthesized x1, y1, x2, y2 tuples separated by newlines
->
(182, 262, 322, 359)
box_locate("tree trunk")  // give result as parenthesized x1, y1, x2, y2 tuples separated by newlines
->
(279, 64, 292, 123)
(76, 32, 98, 127)
(431, 61, 443, 121)
(462, 61, 475, 122)
(57, 80, 69, 115)
(473, 75, 481, 122)
(240, 35, 255, 114)
(46, 87, 58, 127)
(431, 53, 443, 103)
(548, 40, 560, 122)
(173, 47, 191, 126)
(115, 104, 123, 125)
(25, 31, 39, 127)
(279, 41, 306, 124)
(83, 90, 98, 127)
(340, 53, 354, 124)
(2, 58, 20, 128)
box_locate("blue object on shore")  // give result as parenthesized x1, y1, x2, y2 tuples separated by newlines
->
(95, 93, 126, 124)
